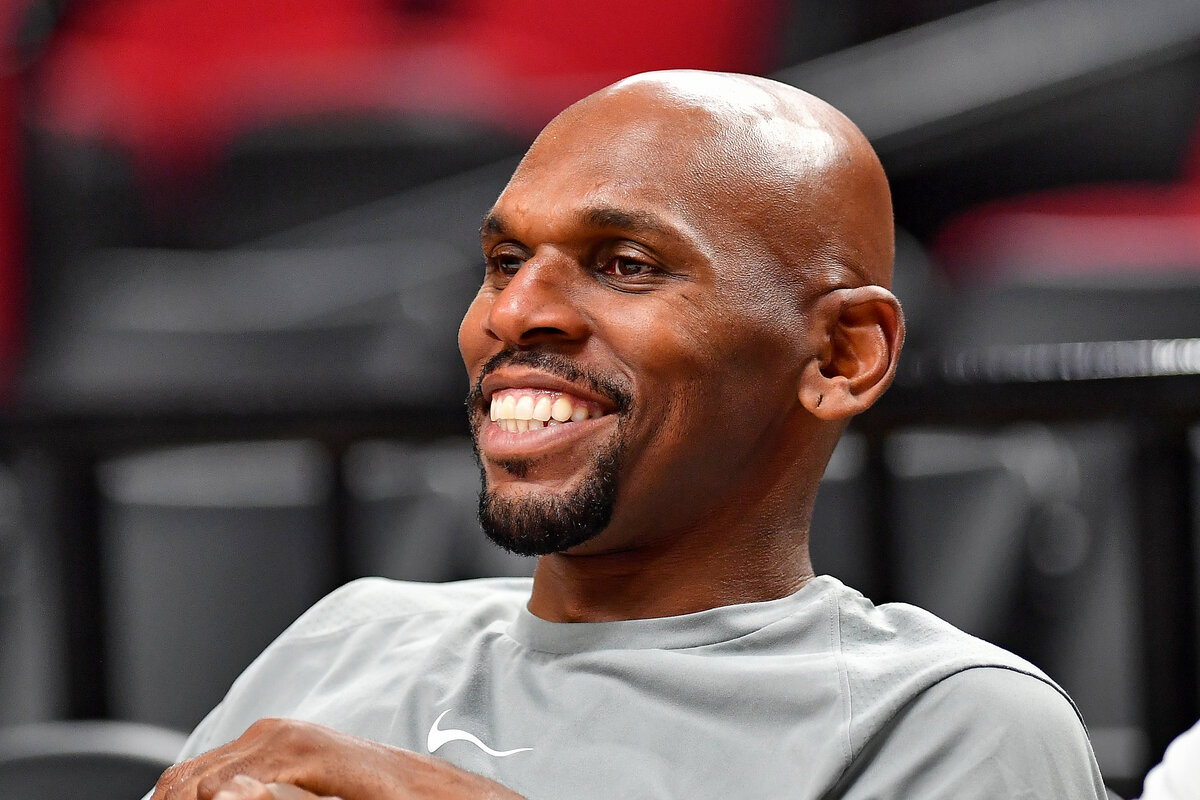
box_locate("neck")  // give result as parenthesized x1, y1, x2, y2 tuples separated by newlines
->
(525, 416, 833, 623)
(526, 526, 815, 623)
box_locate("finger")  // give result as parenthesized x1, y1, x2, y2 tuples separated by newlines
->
(211, 776, 340, 800)
(265, 783, 343, 800)
(153, 758, 215, 800)
(211, 774, 274, 800)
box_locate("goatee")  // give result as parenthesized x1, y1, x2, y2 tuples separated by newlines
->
(465, 349, 632, 556)
(475, 442, 622, 557)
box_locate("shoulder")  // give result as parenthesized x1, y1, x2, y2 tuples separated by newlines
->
(904, 667, 1089, 746)
(174, 576, 533, 759)
(831, 583, 1036, 673)
(825, 581, 1061, 720)
(815, 581, 1098, 774)
(835, 667, 1106, 799)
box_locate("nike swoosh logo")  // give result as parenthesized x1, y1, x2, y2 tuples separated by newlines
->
(427, 710, 533, 757)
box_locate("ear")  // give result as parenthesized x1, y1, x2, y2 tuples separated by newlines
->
(798, 286, 904, 421)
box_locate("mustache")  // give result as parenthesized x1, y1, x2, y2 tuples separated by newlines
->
(465, 350, 633, 413)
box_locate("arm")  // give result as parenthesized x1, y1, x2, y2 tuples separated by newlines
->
(150, 718, 526, 800)
(836, 667, 1108, 799)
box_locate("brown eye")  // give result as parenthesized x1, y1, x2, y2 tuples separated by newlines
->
(605, 257, 651, 277)
(493, 255, 524, 276)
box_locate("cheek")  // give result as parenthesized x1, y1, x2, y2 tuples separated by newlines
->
(616, 308, 743, 448)
(609, 301, 711, 384)
(625, 295, 793, 390)
(622, 299, 801, 445)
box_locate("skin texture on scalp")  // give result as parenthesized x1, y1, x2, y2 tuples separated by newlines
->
(545, 70, 895, 293)
(460, 69, 903, 622)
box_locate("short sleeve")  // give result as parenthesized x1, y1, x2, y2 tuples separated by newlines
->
(834, 667, 1108, 799)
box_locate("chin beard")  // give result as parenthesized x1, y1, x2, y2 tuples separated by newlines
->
(465, 349, 633, 557)
(475, 443, 622, 557)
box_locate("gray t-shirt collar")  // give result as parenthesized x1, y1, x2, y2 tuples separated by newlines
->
(507, 575, 834, 654)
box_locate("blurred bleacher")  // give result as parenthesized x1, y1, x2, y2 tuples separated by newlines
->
(1, 1, 1198, 797)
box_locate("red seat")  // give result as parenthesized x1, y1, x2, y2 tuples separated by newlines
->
(933, 115, 1200, 284)
(29, 0, 785, 182)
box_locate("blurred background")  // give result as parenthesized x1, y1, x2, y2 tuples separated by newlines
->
(0, 0, 1198, 797)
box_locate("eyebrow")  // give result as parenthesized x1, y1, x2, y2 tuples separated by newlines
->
(480, 206, 683, 242)
(580, 207, 678, 239)
(480, 212, 508, 237)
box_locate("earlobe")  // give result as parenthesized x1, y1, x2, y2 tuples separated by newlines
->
(798, 286, 904, 421)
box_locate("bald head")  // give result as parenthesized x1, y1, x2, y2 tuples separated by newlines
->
(521, 69, 895, 292)
(463, 69, 905, 585)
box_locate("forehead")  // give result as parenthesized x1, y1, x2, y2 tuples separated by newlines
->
(488, 113, 747, 256)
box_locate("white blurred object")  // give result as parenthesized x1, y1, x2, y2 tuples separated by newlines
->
(1140, 719, 1200, 799)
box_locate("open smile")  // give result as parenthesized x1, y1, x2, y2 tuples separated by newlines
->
(474, 366, 624, 463)
(478, 385, 618, 459)
(489, 387, 607, 432)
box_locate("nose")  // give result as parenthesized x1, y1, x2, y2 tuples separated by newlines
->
(483, 255, 588, 347)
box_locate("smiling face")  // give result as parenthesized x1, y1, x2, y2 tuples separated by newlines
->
(459, 71, 896, 563)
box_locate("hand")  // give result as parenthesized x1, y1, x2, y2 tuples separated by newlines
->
(211, 775, 339, 800)
(150, 718, 525, 800)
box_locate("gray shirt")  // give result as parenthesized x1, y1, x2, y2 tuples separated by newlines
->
(174, 575, 1107, 798)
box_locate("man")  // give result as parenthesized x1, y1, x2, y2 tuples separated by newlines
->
(151, 70, 1108, 799)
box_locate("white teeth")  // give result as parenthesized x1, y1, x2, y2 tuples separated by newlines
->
(489, 389, 608, 432)
(551, 396, 572, 422)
